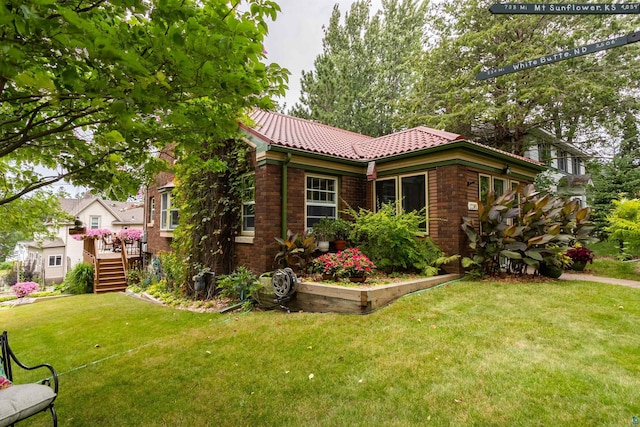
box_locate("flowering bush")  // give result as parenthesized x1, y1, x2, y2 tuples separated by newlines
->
(566, 243, 595, 264)
(11, 281, 40, 298)
(71, 228, 113, 241)
(118, 228, 143, 241)
(312, 252, 340, 276)
(335, 248, 376, 278)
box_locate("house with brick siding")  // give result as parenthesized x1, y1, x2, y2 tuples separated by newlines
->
(144, 109, 545, 275)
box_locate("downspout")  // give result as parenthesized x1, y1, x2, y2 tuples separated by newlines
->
(282, 153, 292, 239)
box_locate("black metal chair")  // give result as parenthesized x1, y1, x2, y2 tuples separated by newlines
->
(0, 331, 58, 426)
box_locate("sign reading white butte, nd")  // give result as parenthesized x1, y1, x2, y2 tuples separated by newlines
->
(476, 33, 638, 80)
(490, 3, 640, 14)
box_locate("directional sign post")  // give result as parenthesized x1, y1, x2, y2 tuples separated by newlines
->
(490, 3, 640, 14)
(477, 31, 640, 80)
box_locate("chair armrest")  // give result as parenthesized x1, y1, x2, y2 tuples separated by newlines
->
(8, 355, 58, 394)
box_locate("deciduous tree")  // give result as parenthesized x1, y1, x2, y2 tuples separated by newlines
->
(1, 0, 287, 205)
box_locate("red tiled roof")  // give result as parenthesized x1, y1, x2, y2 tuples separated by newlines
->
(242, 110, 542, 166)
(243, 110, 373, 160)
(353, 126, 465, 159)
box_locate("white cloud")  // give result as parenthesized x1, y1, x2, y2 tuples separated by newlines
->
(264, 0, 383, 109)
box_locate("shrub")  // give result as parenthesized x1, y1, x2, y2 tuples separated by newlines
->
(461, 184, 594, 277)
(0, 261, 13, 270)
(605, 198, 640, 258)
(62, 263, 94, 294)
(346, 204, 452, 275)
(156, 251, 187, 292)
(217, 266, 260, 306)
(11, 281, 39, 297)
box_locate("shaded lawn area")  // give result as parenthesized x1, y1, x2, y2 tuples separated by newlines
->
(2, 280, 639, 426)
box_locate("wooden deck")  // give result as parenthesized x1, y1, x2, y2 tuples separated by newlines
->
(288, 274, 460, 314)
(83, 238, 142, 293)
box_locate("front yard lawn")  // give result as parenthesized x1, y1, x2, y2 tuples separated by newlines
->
(2, 280, 639, 426)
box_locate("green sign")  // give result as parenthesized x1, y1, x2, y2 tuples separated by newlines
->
(477, 32, 640, 80)
(490, 3, 640, 14)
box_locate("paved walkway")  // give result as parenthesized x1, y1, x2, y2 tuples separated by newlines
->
(559, 272, 640, 289)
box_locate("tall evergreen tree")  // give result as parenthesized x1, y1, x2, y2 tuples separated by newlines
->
(398, 0, 640, 155)
(290, 0, 426, 137)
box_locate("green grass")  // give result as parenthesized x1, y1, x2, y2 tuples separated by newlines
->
(2, 282, 640, 426)
(589, 258, 640, 280)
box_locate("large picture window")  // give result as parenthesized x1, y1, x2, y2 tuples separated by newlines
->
(241, 174, 255, 233)
(160, 192, 179, 231)
(374, 173, 428, 231)
(306, 175, 337, 229)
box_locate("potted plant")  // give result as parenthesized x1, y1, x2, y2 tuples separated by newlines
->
(335, 247, 376, 283)
(332, 218, 352, 251)
(565, 243, 594, 271)
(312, 218, 335, 252)
(539, 245, 571, 278)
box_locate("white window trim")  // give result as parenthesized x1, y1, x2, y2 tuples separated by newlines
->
(305, 174, 338, 230)
(90, 216, 100, 229)
(240, 173, 255, 236)
(159, 191, 179, 231)
(148, 196, 155, 225)
(48, 255, 62, 267)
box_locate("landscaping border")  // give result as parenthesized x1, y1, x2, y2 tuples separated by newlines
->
(289, 273, 461, 314)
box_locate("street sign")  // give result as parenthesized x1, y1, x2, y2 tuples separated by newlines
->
(477, 31, 640, 80)
(490, 3, 640, 14)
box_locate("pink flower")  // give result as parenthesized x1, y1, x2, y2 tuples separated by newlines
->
(11, 282, 40, 298)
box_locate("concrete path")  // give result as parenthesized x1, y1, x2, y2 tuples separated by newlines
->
(559, 272, 640, 289)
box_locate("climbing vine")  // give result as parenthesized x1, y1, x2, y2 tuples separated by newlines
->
(171, 137, 253, 294)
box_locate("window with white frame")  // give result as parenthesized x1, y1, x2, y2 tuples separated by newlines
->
(241, 174, 255, 233)
(306, 175, 337, 229)
(571, 157, 581, 175)
(479, 174, 491, 205)
(48, 255, 62, 267)
(160, 192, 179, 230)
(557, 150, 568, 172)
(90, 216, 100, 229)
(538, 143, 552, 165)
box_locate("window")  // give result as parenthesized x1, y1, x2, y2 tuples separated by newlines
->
(160, 192, 179, 230)
(375, 178, 397, 208)
(557, 151, 568, 172)
(306, 175, 337, 229)
(148, 196, 155, 223)
(493, 178, 506, 197)
(538, 143, 552, 165)
(374, 173, 428, 230)
(480, 175, 518, 204)
(571, 157, 581, 175)
(401, 174, 427, 229)
(90, 216, 100, 229)
(241, 174, 255, 233)
(479, 175, 491, 205)
(48, 255, 62, 267)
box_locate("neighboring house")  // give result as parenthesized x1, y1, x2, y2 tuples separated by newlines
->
(523, 128, 592, 205)
(26, 195, 144, 283)
(25, 239, 66, 284)
(145, 110, 545, 275)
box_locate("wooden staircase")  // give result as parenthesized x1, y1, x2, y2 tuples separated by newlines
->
(95, 257, 127, 293)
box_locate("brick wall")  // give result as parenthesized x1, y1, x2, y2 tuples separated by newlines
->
(145, 169, 175, 256)
(340, 175, 367, 217)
